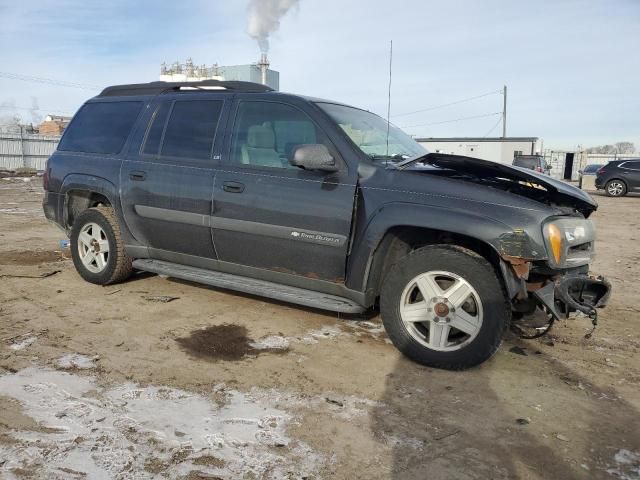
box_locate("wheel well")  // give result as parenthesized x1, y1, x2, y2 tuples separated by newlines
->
(65, 190, 112, 228)
(367, 226, 503, 299)
(606, 178, 627, 187)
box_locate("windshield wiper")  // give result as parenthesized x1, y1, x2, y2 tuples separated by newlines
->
(396, 153, 430, 169)
(369, 153, 410, 162)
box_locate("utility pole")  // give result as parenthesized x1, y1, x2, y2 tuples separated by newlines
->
(502, 85, 507, 138)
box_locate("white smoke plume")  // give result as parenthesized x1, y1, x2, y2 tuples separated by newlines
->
(247, 0, 299, 53)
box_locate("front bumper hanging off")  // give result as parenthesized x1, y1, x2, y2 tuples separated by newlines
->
(533, 274, 612, 323)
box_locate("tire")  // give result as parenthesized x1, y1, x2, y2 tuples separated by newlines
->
(605, 179, 627, 197)
(70, 206, 133, 285)
(380, 245, 509, 370)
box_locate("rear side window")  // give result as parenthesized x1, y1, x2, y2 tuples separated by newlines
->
(623, 161, 640, 170)
(160, 100, 223, 159)
(59, 101, 142, 154)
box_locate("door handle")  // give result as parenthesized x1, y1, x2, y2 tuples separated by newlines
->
(223, 181, 244, 193)
(129, 171, 147, 181)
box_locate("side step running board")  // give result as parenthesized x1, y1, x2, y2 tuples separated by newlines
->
(132, 259, 365, 314)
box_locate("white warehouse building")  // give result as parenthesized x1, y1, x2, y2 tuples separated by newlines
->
(416, 137, 543, 165)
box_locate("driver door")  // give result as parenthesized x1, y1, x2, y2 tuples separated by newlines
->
(210, 98, 358, 283)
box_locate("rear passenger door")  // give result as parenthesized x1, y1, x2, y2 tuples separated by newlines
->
(211, 97, 358, 283)
(120, 95, 228, 260)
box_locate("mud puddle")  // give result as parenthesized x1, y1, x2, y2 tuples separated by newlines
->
(175, 324, 289, 361)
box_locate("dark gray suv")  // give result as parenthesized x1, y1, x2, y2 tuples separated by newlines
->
(42, 80, 611, 369)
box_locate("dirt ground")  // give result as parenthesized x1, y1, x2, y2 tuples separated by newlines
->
(0, 177, 638, 479)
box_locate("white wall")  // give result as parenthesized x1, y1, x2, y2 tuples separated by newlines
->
(418, 139, 541, 165)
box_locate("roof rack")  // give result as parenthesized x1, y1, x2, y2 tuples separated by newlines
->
(99, 80, 274, 97)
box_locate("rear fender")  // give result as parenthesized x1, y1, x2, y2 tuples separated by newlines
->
(59, 174, 135, 244)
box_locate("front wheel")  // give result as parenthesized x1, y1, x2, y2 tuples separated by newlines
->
(380, 245, 509, 370)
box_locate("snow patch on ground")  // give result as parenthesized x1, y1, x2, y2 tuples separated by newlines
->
(8, 336, 37, 351)
(0, 368, 325, 479)
(57, 354, 97, 370)
(249, 335, 290, 350)
(606, 449, 640, 480)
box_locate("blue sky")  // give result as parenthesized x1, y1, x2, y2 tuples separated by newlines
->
(0, 0, 638, 150)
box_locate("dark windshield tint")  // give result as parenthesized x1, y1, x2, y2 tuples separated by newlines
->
(583, 164, 601, 173)
(161, 100, 223, 159)
(59, 101, 143, 154)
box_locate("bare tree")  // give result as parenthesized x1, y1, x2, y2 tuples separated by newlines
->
(586, 142, 636, 154)
(614, 142, 635, 154)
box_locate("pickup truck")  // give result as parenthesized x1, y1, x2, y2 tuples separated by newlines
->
(42, 80, 610, 370)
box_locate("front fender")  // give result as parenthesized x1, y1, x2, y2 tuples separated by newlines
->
(346, 202, 545, 296)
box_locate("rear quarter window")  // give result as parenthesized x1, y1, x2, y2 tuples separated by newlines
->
(58, 101, 143, 154)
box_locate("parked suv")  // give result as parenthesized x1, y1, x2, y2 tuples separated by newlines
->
(513, 154, 550, 174)
(594, 160, 640, 196)
(43, 80, 610, 369)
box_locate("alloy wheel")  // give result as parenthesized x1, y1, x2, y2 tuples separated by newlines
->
(399, 271, 483, 352)
(77, 222, 110, 273)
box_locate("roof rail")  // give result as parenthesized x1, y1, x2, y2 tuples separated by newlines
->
(98, 80, 273, 97)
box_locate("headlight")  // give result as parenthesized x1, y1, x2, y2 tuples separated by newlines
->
(543, 218, 596, 268)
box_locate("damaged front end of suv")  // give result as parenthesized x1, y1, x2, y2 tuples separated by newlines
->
(399, 153, 612, 338)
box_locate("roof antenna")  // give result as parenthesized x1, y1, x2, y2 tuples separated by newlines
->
(385, 39, 393, 167)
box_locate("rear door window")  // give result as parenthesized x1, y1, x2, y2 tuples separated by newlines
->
(160, 100, 223, 160)
(59, 101, 143, 154)
(623, 161, 640, 170)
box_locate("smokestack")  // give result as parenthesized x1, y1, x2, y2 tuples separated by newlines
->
(258, 53, 269, 85)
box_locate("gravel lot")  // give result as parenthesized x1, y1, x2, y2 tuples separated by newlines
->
(0, 177, 639, 479)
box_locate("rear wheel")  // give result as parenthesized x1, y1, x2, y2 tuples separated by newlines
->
(70, 207, 133, 285)
(605, 179, 627, 197)
(380, 245, 509, 370)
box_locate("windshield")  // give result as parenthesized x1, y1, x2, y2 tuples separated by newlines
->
(317, 102, 427, 161)
(584, 164, 601, 173)
(513, 157, 540, 169)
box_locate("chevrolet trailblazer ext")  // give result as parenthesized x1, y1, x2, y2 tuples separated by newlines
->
(43, 80, 610, 370)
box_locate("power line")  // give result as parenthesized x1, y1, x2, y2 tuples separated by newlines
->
(0, 105, 74, 115)
(0, 71, 99, 90)
(391, 89, 503, 118)
(483, 116, 503, 137)
(400, 111, 502, 129)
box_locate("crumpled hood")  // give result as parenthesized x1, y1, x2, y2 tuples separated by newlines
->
(398, 153, 598, 216)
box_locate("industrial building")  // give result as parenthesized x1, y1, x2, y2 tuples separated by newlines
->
(160, 56, 279, 90)
(416, 137, 542, 165)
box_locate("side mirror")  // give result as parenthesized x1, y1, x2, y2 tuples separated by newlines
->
(545, 164, 552, 171)
(289, 144, 338, 172)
